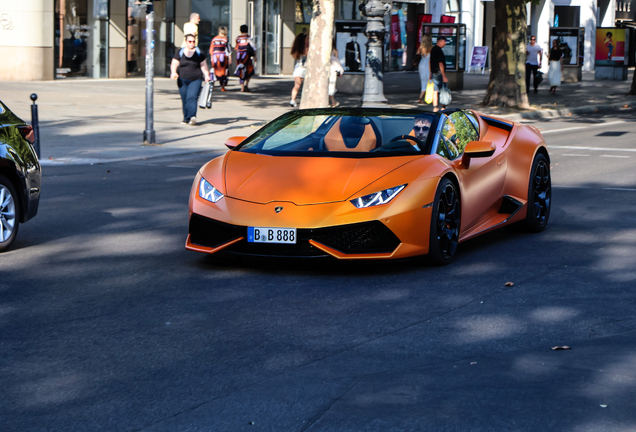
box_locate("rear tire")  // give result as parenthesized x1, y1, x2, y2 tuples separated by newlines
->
(428, 178, 461, 265)
(0, 175, 20, 252)
(523, 153, 551, 232)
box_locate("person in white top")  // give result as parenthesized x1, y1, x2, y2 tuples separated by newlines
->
(526, 35, 543, 93)
(181, 13, 201, 48)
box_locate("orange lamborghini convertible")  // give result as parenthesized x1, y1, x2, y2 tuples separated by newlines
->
(186, 108, 551, 264)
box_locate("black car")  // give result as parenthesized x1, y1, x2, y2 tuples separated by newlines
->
(0, 100, 41, 252)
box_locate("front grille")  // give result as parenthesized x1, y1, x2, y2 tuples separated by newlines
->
(189, 215, 400, 257)
(189, 214, 244, 248)
(309, 221, 401, 254)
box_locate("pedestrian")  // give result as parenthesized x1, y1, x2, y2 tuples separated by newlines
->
(548, 39, 563, 93)
(526, 35, 543, 93)
(210, 26, 231, 91)
(234, 25, 256, 92)
(329, 44, 344, 107)
(170, 34, 210, 125)
(430, 35, 448, 112)
(289, 32, 307, 107)
(181, 13, 200, 47)
(417, 34, 432, 105)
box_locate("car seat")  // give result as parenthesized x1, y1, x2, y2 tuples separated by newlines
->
(323, 117, 378, 152)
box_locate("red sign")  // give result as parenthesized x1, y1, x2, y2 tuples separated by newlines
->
(417, 14, 432, 45)
(391, 15, 400, 49)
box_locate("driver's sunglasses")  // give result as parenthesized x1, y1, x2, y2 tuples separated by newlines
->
(413, 126, 430, 132)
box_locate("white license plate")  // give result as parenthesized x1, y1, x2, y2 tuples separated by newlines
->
(247, 227, 297, 244)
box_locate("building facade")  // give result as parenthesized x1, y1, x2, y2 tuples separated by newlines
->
(0, 0, 627, 81)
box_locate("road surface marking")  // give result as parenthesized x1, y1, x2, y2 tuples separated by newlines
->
(561, 154, 590, 157)
(603, 187, 636, 192)
(541, 121, 626, 134)
(549, 146, 636, 153)
(599, 155, 630, 158)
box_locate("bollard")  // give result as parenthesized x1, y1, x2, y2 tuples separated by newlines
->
(30, 93, 41, 158)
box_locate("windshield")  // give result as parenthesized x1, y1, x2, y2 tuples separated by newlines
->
(236, 109, 439, 157)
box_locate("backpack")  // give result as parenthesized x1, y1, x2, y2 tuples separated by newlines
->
(178, 47, 202, 58)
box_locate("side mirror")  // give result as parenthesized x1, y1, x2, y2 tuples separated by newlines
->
(461, 141, 496, 168)
(225, 136, 247, 150)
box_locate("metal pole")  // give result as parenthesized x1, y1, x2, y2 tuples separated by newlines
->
(360, 0, 390, 107)
(30, 93, 41, 158)
(143, 4, 156, 144)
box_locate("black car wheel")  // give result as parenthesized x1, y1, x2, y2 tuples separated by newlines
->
(523, 153, 551, 232)
(428, 178, 461, 265)
(0, 174, 20, 252)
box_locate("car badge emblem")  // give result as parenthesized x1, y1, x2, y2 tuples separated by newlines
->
(275, 206, 283, 213)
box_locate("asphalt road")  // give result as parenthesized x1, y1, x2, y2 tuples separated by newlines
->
(2, 110, 636, 431)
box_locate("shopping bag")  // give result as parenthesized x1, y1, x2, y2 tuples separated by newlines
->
(205, 81, 213, 109)
(439, 83, 452, 106)
(424, 80, 434, 104)
(198, 81, 210, 108)
(534, 70, 544, 87)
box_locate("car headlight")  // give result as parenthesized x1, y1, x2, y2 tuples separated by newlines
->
(199, 177, 224, 203)
(351, 184, 406, 208)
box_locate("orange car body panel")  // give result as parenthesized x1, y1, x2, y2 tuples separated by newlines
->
(187, 111, 549, 259)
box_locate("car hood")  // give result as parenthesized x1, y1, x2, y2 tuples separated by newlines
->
(224, 151, 416, 205)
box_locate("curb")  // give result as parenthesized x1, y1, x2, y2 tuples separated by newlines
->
(497, 100, 634, 121)
(39, 147, 227, 166)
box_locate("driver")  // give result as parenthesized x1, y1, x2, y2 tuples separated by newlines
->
(412, 116, 431, 140)
(410, 116, 432, 150)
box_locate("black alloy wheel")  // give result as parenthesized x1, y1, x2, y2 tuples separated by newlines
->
(524, 153, 551, 232)
(428, 178, 461, 265)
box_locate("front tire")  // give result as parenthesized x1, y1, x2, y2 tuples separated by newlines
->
(0, 175, 20, 252)
(523, 153, 551, 232)
(428, 178, 461, 265)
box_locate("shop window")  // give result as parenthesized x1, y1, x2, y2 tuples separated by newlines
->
(445, 0, 461, 23)
(193, 0, 231, 62)
(339, 0, 363, 20)
(54, 0, 108, 79)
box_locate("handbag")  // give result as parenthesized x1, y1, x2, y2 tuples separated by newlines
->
(424, 80, 434, 104)
(198, 81, 212, 109)
(439, 82, 452, 106)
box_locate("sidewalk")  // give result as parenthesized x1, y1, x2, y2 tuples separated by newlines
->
(0, 69, 633, 165)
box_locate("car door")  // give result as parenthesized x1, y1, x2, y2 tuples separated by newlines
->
(437, 111, 507, 231)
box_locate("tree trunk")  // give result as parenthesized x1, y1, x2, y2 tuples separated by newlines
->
(299, 0, 335, 109)
(482, 0, 530, 108)
(629, 68, 636, 95)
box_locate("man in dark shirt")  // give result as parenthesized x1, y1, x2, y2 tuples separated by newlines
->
(430, 36, 448, 112)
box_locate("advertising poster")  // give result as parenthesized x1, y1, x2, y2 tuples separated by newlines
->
(595, 28, 626, 66)
(549, 28, 579, 66)
(335, 21, 367, 73)
(294, 24, 310, 37)
(469, 46, 488, 68)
